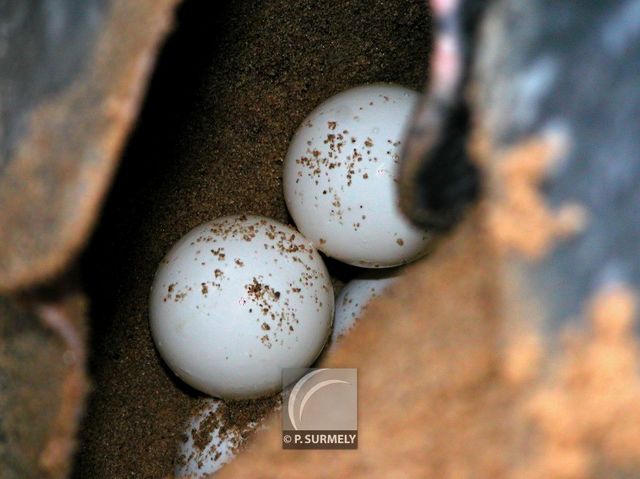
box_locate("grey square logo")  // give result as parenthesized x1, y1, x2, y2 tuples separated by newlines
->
(282, 368, 358, 449)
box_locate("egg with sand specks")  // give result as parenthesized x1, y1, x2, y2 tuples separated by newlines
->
(175, 399, 244, 478)
(284, 84, 430, 268)
(150, 215, 334, 399)
(175, 397, 278, 478)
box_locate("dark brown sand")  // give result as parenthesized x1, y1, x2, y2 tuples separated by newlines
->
(74, 0, 430, 476)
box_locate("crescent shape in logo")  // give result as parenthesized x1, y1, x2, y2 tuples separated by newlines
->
(287, 369, 327, 430)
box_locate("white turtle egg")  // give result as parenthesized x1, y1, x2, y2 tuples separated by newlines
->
(332, 272, 399, 346)
(283, 83, 430, 268)
(150, 215, 334, 399)
(175, 399, 241, 478)
(175, 398, 278, 478)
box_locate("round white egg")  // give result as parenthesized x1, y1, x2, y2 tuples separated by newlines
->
(283, 83, 430, 268)
(150, 215, 334, 399)
(175, 398, 276, 478)
(175, 399, 242, 478)
(332, 273, 399, 346)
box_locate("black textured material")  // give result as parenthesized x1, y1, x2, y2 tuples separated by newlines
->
(414, 101, 479, 230)
(409, 0, 488, 231)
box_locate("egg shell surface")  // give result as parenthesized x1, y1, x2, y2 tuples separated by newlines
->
(175, 399, 242, 478)
(150, 215, 334, 399)
(284, 84, 430, 268)
(175, 397, 278, 478)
